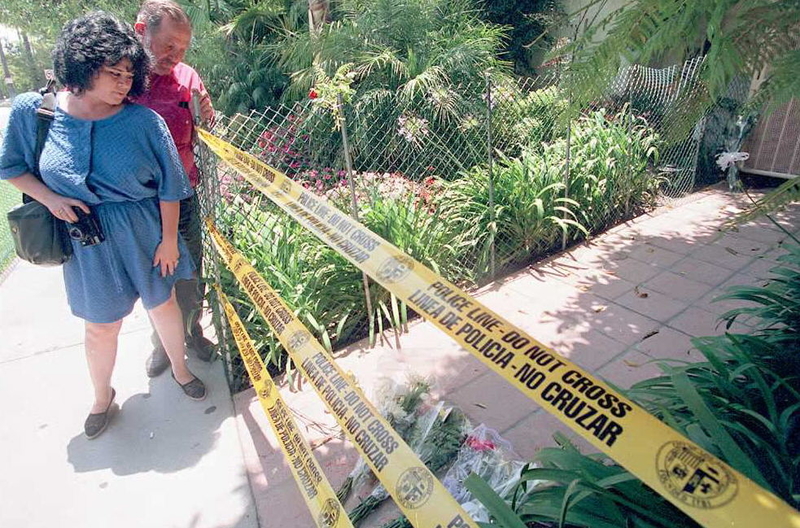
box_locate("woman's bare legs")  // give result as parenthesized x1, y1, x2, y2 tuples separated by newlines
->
(148, 289, 194, 384)
(85, 319, 123, 413)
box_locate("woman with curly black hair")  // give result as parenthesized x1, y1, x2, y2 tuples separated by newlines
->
(0, 11, 207, 439)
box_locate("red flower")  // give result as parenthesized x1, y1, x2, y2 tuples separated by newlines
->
(309, 89, 318, 99)
(466, 436, 496, 451)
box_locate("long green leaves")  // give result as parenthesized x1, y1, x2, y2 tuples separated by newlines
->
(463, 473, 527, 528)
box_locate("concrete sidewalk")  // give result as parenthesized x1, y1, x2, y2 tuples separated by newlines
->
(0, 263, 258, 527)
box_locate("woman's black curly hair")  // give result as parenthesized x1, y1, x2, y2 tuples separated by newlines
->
(53, 12, 150, 97)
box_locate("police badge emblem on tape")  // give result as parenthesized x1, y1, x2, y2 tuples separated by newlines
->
(397, 466, 434, 509)
(657, 441, 738, 509)
(318, 498, 340, 527)
(258, 378, 274, 400)
(289, 330, 311, 352)
(377, 255, 415, 284)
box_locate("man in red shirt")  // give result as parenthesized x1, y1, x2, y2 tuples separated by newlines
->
(134, 0, 217, 376)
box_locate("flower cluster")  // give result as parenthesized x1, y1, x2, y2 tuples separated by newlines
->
(218, 170, 247, 203)
(294, 167, 348, 194)
(256, 114, 312, 176)
(397, 113, 430, 145)
(322, 171, 441, 213)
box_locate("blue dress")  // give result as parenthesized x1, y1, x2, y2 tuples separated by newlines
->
(0, 92, 195, 323)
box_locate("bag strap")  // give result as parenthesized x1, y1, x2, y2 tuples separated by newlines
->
(32, 86, 57, 179)
(21, 84, 57, 205)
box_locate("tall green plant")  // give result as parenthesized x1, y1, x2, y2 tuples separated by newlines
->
(443, 146, 584, 282)
(217, 194, 366, 368)
(331, 172, 470, 342)
(508, 433, 699, 528)
(273, 0, 512, 179)
(275, 0, 508, 102)
(559, 106, 661, 232)
(716, 243, 800, 380)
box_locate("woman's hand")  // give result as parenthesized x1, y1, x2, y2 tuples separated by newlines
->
(7, 173, 89, 223)
(153, 241, 180, 277)
(42, 195, 90, 223)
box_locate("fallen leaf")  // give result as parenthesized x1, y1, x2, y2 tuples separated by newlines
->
(634, 285, 649, 298)
(623, 359, 642, 368)
(593, 305, 607, 313)
(474, 403, 487, 409)
(724, 247, 739, 255)
(641, 329, 659, 341)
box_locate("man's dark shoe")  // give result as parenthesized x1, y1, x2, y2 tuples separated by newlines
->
(145, 346, 170, 377)
(84, 388, 116, 440)
(188, 335, 216, 362)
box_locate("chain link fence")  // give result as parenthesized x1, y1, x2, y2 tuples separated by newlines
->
(200, 58, 725, 391)
(0, 59, 734, 390)
(0, 116, 22, 282)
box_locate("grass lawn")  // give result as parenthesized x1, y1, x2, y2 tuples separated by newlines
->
(0, 182, 21, 273)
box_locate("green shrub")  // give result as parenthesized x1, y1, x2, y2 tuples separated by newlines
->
(717, 243, 800, 378)
(217, 195, 366, 368)
(490, 83, 567, 156)
(559, 107, 662, 232)
(442, 146, 584, 282)
(510, 433, 699, 528)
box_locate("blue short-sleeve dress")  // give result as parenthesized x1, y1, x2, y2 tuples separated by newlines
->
(0, 92, 196, 323)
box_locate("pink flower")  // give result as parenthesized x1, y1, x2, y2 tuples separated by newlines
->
(466, 436, 496, 451)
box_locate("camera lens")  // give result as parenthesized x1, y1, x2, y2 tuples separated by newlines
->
(68, 227, 83, 240)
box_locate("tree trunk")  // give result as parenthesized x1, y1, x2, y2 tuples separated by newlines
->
(0, 41, 16, 99)
(308, 0, 329, 34)
(20, 31, 44, 88)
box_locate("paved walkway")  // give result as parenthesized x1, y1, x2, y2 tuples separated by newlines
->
(232, 185, 799, 527)
(1, 184, 797, 527)
(0, 263, 258, 527)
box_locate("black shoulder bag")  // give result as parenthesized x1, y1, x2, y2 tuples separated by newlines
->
(6, 88, 73, 266)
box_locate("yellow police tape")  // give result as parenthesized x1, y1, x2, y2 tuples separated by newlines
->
(217, 288, 353, 528)
(208, 222, 477, 528)
(199, 129, 800, 528)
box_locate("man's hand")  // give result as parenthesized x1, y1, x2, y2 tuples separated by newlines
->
(192, 88, 215, 127)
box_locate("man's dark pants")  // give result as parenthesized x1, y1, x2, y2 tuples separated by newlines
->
(150, 194, 205, 351)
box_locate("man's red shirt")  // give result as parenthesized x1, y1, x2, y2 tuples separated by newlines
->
(133, 62, 206, 187)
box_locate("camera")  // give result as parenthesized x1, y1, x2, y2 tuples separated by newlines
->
(67, 207, 105, 247)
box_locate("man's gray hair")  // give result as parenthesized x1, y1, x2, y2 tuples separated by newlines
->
(137, 0, 191, 31)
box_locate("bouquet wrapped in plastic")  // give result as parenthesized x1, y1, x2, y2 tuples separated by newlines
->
(337, 375, 470, 525)
(441, 424, 526, 523)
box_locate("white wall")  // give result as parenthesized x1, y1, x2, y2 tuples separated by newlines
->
(557, 0, 628, 42)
